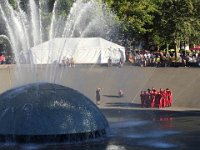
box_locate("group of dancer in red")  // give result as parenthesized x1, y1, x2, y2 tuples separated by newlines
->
(140, 88, 172, 108)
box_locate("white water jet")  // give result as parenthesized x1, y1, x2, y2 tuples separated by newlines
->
(16, 1, 30, 49)
(0, 0, 117, 85)
(39, 0, 44, 43)
(69, 1, 95, 37)
(62, 0, 94, 37)
(49, 0, 59, 39)
(29, 0, 40, 46)
(0, 4, 18, 57)
(7, 0, 27, 52)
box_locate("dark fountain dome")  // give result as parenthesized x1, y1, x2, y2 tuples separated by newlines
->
(0, 82, 109, 143)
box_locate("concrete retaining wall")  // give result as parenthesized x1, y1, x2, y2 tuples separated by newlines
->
(0, 65, 200, 108)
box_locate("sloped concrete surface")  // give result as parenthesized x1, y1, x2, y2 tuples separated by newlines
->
(0, 65, 200, 109)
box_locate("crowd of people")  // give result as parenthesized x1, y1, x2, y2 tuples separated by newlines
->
(107, 57, 124, 67)
(140, 88, 172, 108)
(129, 50, 200, 67)
(95, 86, 172, 109)
(59, 56, 75, 68)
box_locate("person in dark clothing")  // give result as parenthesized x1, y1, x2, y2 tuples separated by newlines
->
(96, 88, 101, 105)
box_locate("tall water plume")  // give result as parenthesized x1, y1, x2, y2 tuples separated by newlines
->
(49, 0, 59, 39)
(0, 0, 118, 86)
(29, 0, 41, 45)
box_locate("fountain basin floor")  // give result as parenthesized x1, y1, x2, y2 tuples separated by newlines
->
(0, 107, 199, 150)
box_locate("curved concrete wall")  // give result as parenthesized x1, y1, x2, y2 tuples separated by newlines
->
(0, 65, 200, 108)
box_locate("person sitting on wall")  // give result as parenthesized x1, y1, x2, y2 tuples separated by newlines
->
(0, 54, 6, 64)
(59, 56, 66, 67)
(128, 53, 134, 64)
(66, 57, 70, 67)
(70, 57, 75, 68)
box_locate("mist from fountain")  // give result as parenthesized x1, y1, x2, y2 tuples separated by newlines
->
(0, 0, 117, 86)
(0, 1, 116, 143)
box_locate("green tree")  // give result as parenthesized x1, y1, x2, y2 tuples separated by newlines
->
(142, 0, 165, 50)
(8, 0, 16, 8)
(190, 0, 200, 45)
(105, 0, 158, 38)
(158, 0, 199, 54)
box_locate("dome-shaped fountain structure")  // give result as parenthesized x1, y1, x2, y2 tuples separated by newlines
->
(0, 83, 109, 143)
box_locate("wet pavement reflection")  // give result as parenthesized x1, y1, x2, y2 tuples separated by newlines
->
(0, 108, 199, 150)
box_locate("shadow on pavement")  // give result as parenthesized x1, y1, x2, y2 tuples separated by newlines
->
(105, 102, 141, 108)
(103, 95, 122, 98)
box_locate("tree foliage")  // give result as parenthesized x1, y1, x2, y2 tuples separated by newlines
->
(157, 0, 200, 51)
(105, 0, 158, 35)
(105, 0, 200, 50)
(3, 0, 200, 49)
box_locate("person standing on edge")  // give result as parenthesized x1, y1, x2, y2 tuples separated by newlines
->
(119, 57, 124, 67)
(108, 57, 112, 67)
(96, 88, 101, 105)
